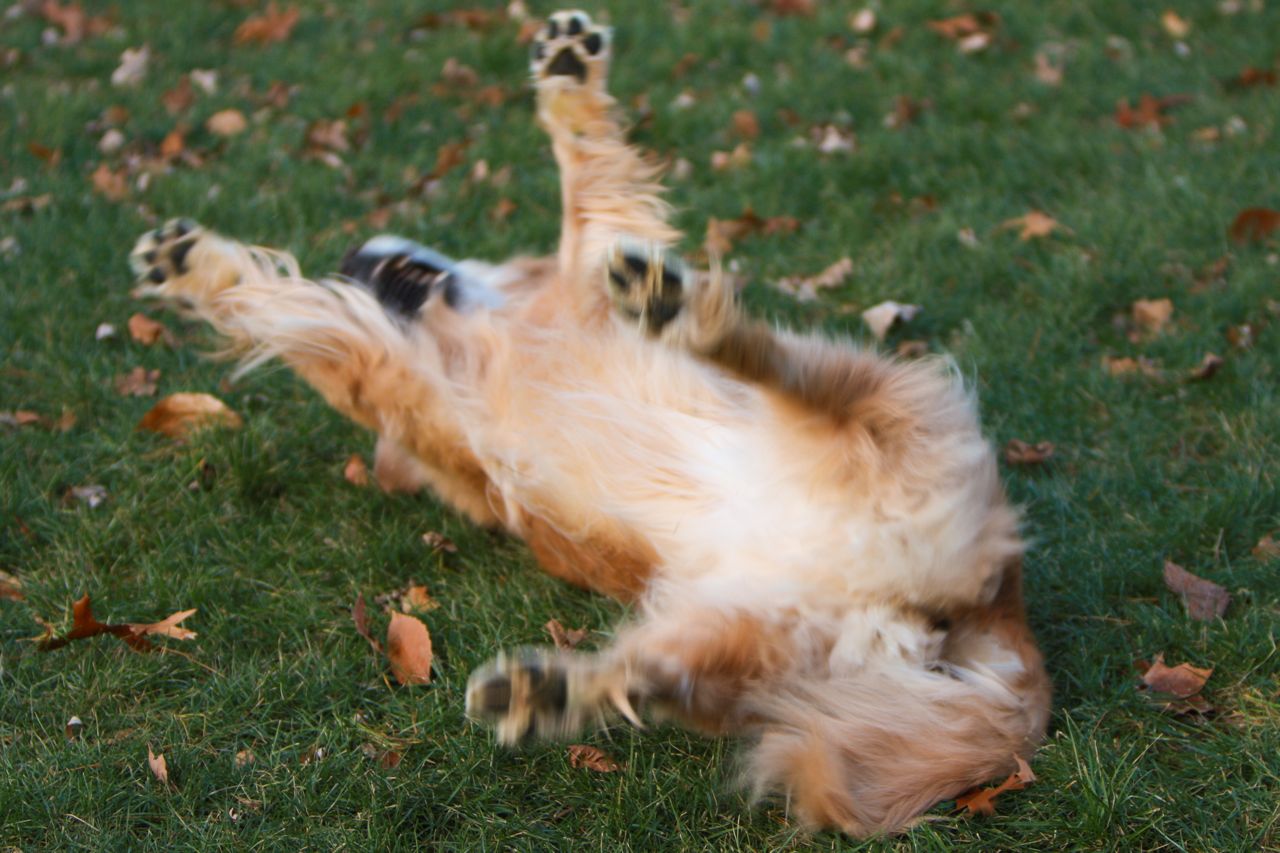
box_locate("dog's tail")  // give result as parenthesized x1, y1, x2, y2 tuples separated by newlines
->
(743, 574, 1051, 835)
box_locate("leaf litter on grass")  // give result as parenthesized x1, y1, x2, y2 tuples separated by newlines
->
(1162, 561, 1230, 620)
(35, 594, 197, 652)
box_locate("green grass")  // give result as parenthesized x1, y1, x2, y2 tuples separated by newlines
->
(3, 1, 1279, 849)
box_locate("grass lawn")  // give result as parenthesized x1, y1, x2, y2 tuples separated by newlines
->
(3, 1, 1279, 849)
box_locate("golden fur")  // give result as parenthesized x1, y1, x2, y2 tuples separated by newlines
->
(128, 11, 1050, 836)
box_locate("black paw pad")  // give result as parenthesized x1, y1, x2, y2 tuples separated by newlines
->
(547, 47, 587, 82)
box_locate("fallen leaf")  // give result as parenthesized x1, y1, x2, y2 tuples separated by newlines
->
(491, 197, 517, 222)
(0, 411, 43, 428)
(400, 584, 438, 613)
(161, 75, 195, 116)
(159, 127, 185, 160)
(704, 208, 799, 257)
(234, 3, 301, 45)
(66, 484, 108, 508)
(440, 57, 479, 89)
(813, 124, 857, 153)
(1252, 534, 1280, 561)
(1114, 94, 1191, 130)
(928, 12, 1000, 46)
(1229, 208, 1280, 243)
(999, 210, 1065, 241)
(1226, 66, 1277, 90)
(1033, 52, 1063, 86)
(861, 300, 921, 341)
(129, 608, 198, 641)
(386, 612, 432, 685)
(28, 141, 61, 167)
(1140, 654, 1212, 698)
(0, 570, 22, 601)
(343, 454, 369, 486)
(1162, 561, 1229, 620)
(1161, 10, 1191, 38)
(147, 747, 170, 786)
(65, 716, 83, 739)
(775, 257, 854, 302)
(305, 119, 349, 153)
(90, 163, 128, 201)
(352, 594, 383, 655)
(1103, 355, 1162, 378)
(1187, 352, 1224, 381)
(710, 143, 752, 172)
(95, 322, 117, 340)
(770, 0, 815, 16)
(1004, 439, 1055, 465)
(206, 109, 248, 138)
(567, 744, 621, 772)
(731, 109, 760, 139)
(425, 140, 469, 181)
(111, 46, 149, 88)
(128, 312, 171, 346)
(1132, 298, 1174, 336)
(235, 748, 256, 768)
(137, 393, 243, 438)
(955, 754, 1035, 816)
(421, 531, 457, 554)
(545, 618, 589, 651)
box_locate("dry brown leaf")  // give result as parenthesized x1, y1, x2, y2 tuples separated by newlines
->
(114, 365, 160, 397)
(426, 140, 470, 181)
(1132, 298, 1174, 335)
(1229, 208, 1280, 244)
(1162, 561, 1229, 621)
(928, 12, 1000, 43)
(129, 608, 198, 641)
(545, 618, 589, 651)
(138, 393, 243, 439)
(161, 75, 195, 116)
(386, 612, 433, 685)
(861, 300, 921, 341)
(1252, 534, 1280, 561)
(352, 594, 383, 655)
(567, 744, 621, 772)
(29, 141, 61, 167)
(400, 584, 438, 613)
(440, 57, 479, 89)
(0, 570, 22, 601)
(710, 143, 752, 172)
(234, 3, 300, 45)
(90, 163, 128, 201)
(704, 209, 799, 257)
(235, 748, 256, 767)
(66, 484, 108, 508)
(1187, 352, 1224, 381)
(999, 210, 1064, 241)
(1227, 66, 1277, 90)
(1103, 355, 1162, 378)
(1114, 94, 1191, 130)
(1160, 10, 1191, 38)
(147, 746, 171, 786)
(343, 454, 369, 487)
(731, 110, 760, 139)
(1, 410, 43, 428)
(1033, 52, 1063, 86)
(159, 127, 186, 160)
(206, 109, 248, 137)
(305, 119, 349, 153)
(770, 0, 815, 16)
(491, 198, 518, 222)
(776, 257, 854, 302)
(421, 531, 457, 554)
(1004, 439, 1055, 465)
(1140, 654, 1212, 698)
(39, 0, 111, 44)
(66, 716, 84, 739)
(955, 754, 1035, 816)
(128, 312, 172, 346)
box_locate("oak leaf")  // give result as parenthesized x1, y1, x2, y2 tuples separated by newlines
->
(234, 3, 300, 45)
(1004, 439, 1055, 465)
(386, 612, 433, 685)
(1228, 208, 1280, 244)
(128, 312, 171, 346)
(138, 393, 242, 438)
(567, 744, 622, 772)
(545, 618, 589, 651)
(147, 747, 171, 786)
(955, 754, 1035, 816)
(999, 210, 1065, 241)
(775, 257, 853, 302)
(130, 608, 199, 641)
(1140, 654, 1211, 698)
(1162, 561, 1229, 621)
(861, 300, 920, 341)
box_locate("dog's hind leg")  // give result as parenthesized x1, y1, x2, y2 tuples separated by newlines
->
(129, 219, 501, 525)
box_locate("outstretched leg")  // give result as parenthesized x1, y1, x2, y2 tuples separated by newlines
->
(129, 220, 501, 525)
(530, 11, 680, 308)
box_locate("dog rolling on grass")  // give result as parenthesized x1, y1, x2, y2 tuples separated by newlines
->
(128, 10, 1051, 836)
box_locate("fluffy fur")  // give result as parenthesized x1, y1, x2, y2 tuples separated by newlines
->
(128, 10, 1050, 836)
